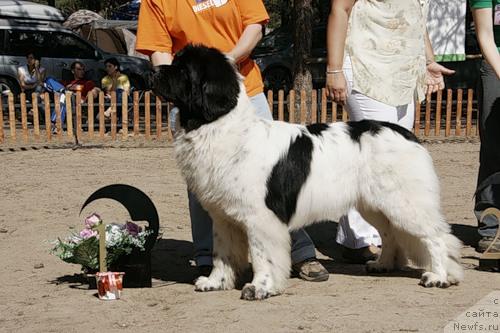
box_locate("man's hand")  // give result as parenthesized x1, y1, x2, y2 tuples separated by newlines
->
(425, 62, 455, 94)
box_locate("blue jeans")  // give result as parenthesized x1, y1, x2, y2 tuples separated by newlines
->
(188, 92, 317, 266)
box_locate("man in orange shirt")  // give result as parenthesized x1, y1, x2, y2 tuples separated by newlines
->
(136, 0, 329, 282)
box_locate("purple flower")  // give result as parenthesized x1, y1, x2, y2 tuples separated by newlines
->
(125, 222, 142, 236)
(79, 228, 98, 239)
(85, 213, 101, 229)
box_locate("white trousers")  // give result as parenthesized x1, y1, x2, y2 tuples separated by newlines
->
(336, 55, 415, 249)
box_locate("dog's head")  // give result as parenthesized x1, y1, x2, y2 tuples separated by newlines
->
(152, 45, 240, 132)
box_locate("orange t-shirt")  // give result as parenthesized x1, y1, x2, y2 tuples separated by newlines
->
(136, 0, 269, 97)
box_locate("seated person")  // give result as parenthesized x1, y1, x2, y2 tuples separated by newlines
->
(101, 57, 130, 118)
(18, 51, 46, 95)
(17, 51, 46, 117)
(63, 61, 100, 99)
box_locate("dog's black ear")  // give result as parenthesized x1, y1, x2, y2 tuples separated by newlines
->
(200, 69, 240, 121)
(196, 51, 240, 122)
(151, 65, 188, 104)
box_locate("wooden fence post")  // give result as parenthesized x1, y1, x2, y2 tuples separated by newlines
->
(99, 92, 105, 139)
(0, 95, 4, 144)
(65, 92, 73, 138)
(88, 93, 94, 139)
(435, 90, 442, 136)
(445, 89, 452, 137)
(455, 88, 463, 136)
(32, 93, 40, 141)
(122, 91, 128, 140)
(424, 93, 431, 136)
(53, 93, 63, 139)
(156, 95, 162, 140)
(267, 90, 273, 118)
(278, 90, 284, 121)
(110, 91, 117, 141)
(288, 90, 295, 123)
(20, 93, 28, 143)
(76, 92, 82, 139)
(145, 91, 151, 140)
(311, 90, 317, 124)
(8, 93, 15, 143)
(300, 89, 307, 124)
(133, 91, 139, 136)
(44, 93, 51, 141)
(321, 89, 327, 123)
(414, 99, 421, 136)
(466, 89, 473, 137)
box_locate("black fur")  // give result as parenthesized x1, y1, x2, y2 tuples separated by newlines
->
(265, 133, 313, 224)
(306, 123, 329, 136)
(346, 120, 419, 144)
(152, 45, 240, 132)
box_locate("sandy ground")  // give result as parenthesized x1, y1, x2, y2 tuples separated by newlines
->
(0, 140, 499, 333)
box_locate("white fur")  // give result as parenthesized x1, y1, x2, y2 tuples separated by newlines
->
(174, 85, 464, 300)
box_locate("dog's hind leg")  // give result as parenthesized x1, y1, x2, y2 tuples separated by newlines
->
(195, 216, 248, 292)
(357, 208, 396, 273)
(373, 199, 464, 287)
(240, 217, 291, 301)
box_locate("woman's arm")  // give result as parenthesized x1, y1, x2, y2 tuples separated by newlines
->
(325, 0, 355, 104)
(150, 52, 174, 66)
(18, 68, 35, 91)
(227, 23, 263, 63)
(472, 8, 500, 78)
(424, 29, 455, 93)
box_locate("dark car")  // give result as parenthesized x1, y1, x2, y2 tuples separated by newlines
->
(252, 24, 482, 92)
(0, 20, 153, 96)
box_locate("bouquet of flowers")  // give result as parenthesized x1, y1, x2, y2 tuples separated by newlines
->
(52, 213, 152, 273)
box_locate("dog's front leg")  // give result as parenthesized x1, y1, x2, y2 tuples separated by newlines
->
(241, 219, 291, 301)
(195, 217, 248, 292)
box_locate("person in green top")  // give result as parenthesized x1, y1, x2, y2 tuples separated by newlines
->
(470, 0, 500, 254)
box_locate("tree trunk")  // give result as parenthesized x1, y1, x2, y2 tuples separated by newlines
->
(292, 0, 313, 122)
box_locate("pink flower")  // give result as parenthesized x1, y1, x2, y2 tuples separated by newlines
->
(125, 222, 142, 236)
(79, 228, 98, 239)
(85, 213, 101, 229)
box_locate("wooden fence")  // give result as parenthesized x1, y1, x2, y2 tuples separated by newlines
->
(0, 88, 478, 145)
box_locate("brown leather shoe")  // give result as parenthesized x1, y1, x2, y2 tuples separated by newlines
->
(292, 258, 329, 282)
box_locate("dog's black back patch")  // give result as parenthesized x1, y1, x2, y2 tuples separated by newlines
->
(346, 120, 419, 144)
(306, 123, 329, 136)
(265, 133, 313, 224)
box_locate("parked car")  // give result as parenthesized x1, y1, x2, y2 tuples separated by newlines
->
(252, 24, 482, 92)
(0, 19, 153, 96)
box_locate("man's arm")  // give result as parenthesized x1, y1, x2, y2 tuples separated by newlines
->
(472, 8, 500, 78)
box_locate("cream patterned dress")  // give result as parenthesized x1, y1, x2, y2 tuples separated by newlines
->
(346, 0, 429, 107)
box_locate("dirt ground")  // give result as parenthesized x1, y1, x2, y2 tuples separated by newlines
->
(0, 140, 499, 333)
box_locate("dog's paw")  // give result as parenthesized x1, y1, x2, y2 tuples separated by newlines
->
(419, 272, 451, 288)
(194, 276, 224, 292)
(366, 260, 394, 273)
(240, 283, 271, 301)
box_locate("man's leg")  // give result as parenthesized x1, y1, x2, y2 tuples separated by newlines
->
(188, 191, 214, 269)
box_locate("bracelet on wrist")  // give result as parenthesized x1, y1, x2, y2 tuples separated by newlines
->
(326, 69, 344, 75)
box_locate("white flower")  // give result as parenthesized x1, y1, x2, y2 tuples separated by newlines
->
(106, 224, 124, 247)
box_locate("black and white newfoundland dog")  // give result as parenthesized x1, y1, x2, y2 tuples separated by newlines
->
(152, 45, 464, 300)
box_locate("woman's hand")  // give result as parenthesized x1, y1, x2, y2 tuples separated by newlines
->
(325, 72, 348, 105)
(425, 62, 455, 94)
